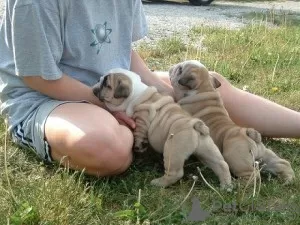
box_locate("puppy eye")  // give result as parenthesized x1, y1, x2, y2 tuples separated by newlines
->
(106, 85, 112, 89)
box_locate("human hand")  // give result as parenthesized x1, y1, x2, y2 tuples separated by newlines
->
(112, 111, 136, 130)
(160, 84, 175, 98)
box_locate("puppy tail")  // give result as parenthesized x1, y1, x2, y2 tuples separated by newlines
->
(194, 120, 210, 136)
(246, 128, 262, 143)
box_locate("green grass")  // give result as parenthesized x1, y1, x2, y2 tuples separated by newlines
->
(242, 10, 300, 27)
(1, 11, 300, 225)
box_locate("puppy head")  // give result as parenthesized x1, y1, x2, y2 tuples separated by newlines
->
(169, 60, 221, 100)
(92, 70, 132, 107)
(93, 68, 148, 115)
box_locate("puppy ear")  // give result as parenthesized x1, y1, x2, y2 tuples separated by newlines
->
(211, 77, 221, 89)
(114, 83, 130, 99)
(246, 128, 261, 143)
(168, 65, 175, 75)
(178, 75, 197, 89)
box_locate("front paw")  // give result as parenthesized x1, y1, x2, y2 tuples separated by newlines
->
(220, 183, 234, 192)
(150, 176, 177, 187)
(151, 177, 168, 187)
(280, 170, 295, 185)
(134, 140, 149, 153)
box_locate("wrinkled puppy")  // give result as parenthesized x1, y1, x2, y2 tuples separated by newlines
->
(93, 68, 232, 189)
(169, 60, 295, 183)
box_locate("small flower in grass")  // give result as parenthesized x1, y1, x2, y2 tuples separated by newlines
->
(142, 219, 151, 225)
(271, 87, 279, 92)
(242, 85, 249, 92)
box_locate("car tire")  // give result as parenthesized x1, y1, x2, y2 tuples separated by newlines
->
(188, 0, 214, 6)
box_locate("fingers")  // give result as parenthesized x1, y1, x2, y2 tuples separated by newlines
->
(112, 111, 136, 129)
(121, 117, 136, 129)
(161, 86, 175, 98)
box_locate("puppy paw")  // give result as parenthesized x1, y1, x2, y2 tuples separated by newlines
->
(150, 177, 170, 187)
(134, 140, 149, 153)
(281, 171, 295, 185)
(193, 120, 209, 136)
(220, 183, 234, 192)
(133, 145, 148, 153)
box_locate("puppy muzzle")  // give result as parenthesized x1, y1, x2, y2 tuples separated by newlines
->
(92, 83, 103, 100)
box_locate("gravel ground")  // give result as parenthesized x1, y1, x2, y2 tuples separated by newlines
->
(143, 0, 300, 41)
(0, 1, 299, 42)
(0, 2, 4, 18)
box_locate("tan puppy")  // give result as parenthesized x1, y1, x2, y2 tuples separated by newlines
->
(93, 68, 232, 189)
(169, 60, 295, 183)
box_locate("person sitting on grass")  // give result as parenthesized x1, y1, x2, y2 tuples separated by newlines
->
(0, 0, 299, 176)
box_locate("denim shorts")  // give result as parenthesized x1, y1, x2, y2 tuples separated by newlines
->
(11, 100, 77, 163)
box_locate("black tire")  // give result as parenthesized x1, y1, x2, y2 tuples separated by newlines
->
(188, 0, 214, 6)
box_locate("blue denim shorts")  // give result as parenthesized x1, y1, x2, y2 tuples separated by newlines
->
(11, 100, 73, 163)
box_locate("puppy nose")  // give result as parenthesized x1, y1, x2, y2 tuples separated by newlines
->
(99, 94, 105, 101)
(92, 83, 104, 101)
(92, 85, 100, 97)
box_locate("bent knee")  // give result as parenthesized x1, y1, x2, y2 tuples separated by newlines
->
(89, 141, 133, 176)
(83, 126, 133, 173)
(106, 130, 133, 175)
(51, 125, 134, 176)
(78, 149, 133, 177)
(108, 149, 133, 175)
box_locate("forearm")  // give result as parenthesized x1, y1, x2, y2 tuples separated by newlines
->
(130, 50, 172, 94)
(23, 74, 104, 107)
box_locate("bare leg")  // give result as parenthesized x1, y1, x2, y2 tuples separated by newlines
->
(210, 72, 300, 138)
(156, 71, 300, 138)
(45, 102, 134, 176)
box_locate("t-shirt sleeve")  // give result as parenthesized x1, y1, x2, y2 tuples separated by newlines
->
(12, 4, 63, 80)
(132, 0, 148, 42)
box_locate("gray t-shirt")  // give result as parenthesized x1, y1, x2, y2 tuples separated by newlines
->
(0, 0, 148, 131)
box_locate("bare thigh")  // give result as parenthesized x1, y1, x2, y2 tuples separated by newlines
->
(45, 102, 134, 176)
(155, 71, 171, 85)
